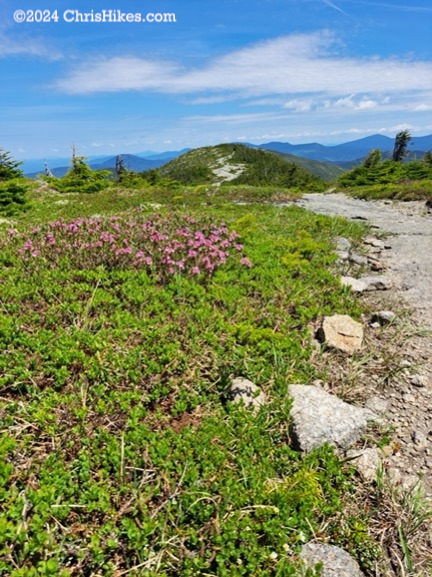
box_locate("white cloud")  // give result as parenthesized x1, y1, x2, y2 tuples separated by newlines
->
(54, 31, 432, 99)
(188, 95, 234, 104)
(413, 103, 432, 111)
(388, 123, 414, 132)
(0, 31, 61, 60)
(323, 94, 379, 110)
(55, 56, 178, 94)
(357, 97, 378, 110)
(283, 98, 314, 112)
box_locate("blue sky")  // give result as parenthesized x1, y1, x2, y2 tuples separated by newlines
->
(1, 0, 431, 159)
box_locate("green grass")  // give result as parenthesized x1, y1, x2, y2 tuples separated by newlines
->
(0, 182, 399, 576)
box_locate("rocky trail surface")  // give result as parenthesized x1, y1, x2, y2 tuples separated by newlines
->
(294, 193, 432, 493)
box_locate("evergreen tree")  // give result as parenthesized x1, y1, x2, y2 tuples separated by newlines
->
(362, 149, 381, 169)
(115, 155, 127, 180)
(44, 146, 111, 193)
(423, 150, 432, 167)
(0, 149, 23, 181)
(392, 129, 412, 162)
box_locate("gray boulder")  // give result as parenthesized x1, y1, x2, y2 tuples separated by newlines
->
(288, 385, 377, 452)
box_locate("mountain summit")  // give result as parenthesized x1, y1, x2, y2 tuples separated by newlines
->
(158, 143, 325, 189)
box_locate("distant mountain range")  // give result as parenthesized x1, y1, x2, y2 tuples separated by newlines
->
(249, 134, 432, 163)
(23, 134, 431, 178)
(24, 149, 190, 178)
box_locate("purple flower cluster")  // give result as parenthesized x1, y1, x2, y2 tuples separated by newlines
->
(7, 212, 252, 280)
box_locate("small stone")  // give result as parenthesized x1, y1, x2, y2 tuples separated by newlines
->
(364, 396, 389, 416)
(387, 467, 402, 485)
(368, 246, 383, 254)
(336, 237, 352, 252)
(346, 448, 381, 482)
(411, 431, 428, 449)
(300, 543, 365, 577)
(364, 237, 385, 249)
(317, 315, 364, 354)
(349, 253, 368, 266)
(400, 475, 422, 491)
(336, 250, 350, 262)
(340, 276, 368, 293)
(371, 310, 397, 325)
(370, 322, 381, 329)
(409, 375, 427, 388)
(360, 276, 393, 291)
(229, 378, 266, 411)
(370, 260, 387, 272)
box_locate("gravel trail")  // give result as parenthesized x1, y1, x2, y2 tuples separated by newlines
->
(297, 193, 432, 330)
(296, 193, 432, 491)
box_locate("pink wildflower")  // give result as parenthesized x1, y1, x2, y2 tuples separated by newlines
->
(240, 257, 252, 268)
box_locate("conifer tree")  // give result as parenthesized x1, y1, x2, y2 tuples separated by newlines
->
(392, 129, 412, 162)
(115, 155, 127, 180)
(0, 149, 23, 181)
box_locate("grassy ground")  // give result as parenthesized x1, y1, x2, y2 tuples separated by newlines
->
(0, 183, 429, 576)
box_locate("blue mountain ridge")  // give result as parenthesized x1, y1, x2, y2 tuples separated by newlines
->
(22, 135, 431, 177)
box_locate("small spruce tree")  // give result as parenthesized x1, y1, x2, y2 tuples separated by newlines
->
(423, 150, 432, 167)
(44, 145, 111, 193)
(362, 149, 381, 169)
(392, 129, 412, 162)
(0, 149, 23, 181)
(115, 155, 127, 180)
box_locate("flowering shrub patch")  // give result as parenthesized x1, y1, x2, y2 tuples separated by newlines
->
(0, 194, 391, 577)
(7, 212, 251, 280)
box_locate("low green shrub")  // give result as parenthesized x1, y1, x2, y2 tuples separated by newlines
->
(0, 178, 30, 215)
(0, 189, 391, 575)
(44, 154, 111, 193)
